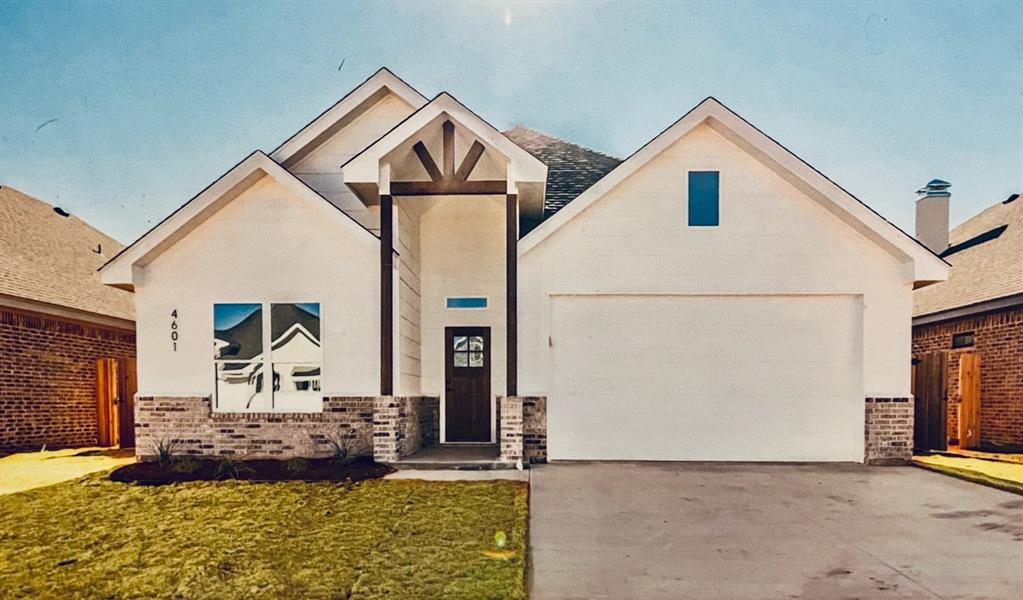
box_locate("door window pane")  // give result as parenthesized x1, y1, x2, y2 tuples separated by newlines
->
(453, 336, 468, 351)
(469, 352, 484, 367)
(454, 352, 469, 367)
(469, 336, 484, 351)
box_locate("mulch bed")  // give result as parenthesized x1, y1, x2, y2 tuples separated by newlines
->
(109, 456, 393, 485)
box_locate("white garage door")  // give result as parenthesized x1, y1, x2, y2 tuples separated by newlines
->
(548, 294, 864, 462)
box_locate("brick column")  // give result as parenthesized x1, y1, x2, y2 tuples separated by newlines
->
(373, 396, 401, 463)
(499, 396, 523, 464)
(864, 397, 914, 465)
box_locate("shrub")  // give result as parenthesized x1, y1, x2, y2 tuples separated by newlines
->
(285, 458, 308, 473)
(214, 455, 255, 480)
(152, 439, 178, 467)
(171, 457, 200, 474)
(315, 427, 370, 465)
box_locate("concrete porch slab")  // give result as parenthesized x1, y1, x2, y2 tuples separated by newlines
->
(392, 444, 512, 470)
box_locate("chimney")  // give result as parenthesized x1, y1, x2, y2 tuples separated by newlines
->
(915, 179, 950, 254)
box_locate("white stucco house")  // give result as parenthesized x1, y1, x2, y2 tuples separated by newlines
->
(100, 68, 948, 465)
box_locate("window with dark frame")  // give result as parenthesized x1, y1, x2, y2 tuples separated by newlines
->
(951, 332, 974, 349)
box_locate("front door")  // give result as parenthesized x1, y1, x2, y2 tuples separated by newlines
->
(445, 327, 491, 442)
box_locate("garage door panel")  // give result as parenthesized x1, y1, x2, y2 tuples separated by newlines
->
(548, 295, 863, 462)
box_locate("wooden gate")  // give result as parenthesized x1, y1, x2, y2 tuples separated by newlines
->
(913, 351, 948, 452)
(97, 357, 138, 448)
(958, 353, 981, 450)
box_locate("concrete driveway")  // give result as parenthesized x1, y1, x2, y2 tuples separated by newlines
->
(529, 463, 1023, 599)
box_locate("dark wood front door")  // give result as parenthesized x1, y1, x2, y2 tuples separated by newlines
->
(445, 327, 491, 442)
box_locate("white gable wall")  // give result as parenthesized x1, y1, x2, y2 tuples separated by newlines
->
(134, 175, 379, 398)
(519, 123, 913, 399)
(289, 92, 417, 233)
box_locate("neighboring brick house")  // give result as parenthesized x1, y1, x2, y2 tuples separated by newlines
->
(912, 181, 1023, 452)
(0, 185, 136, 454)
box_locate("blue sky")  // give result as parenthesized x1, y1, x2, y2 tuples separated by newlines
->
(1, 1, 1020, 244)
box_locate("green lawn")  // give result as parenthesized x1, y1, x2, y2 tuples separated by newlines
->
(0, 475, 527, 599)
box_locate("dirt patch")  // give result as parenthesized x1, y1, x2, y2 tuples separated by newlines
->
(109, 457, 393, 485)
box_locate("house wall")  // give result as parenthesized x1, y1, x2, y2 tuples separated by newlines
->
(419, 195, 507, 441)
(912, 306, 1023, 450)
(289, 92, 415, 233)
(133, 175, 379, 402)
(0, 306, 135, 454)
(396, 198, 423, 395)
(519, 123, 913, 399)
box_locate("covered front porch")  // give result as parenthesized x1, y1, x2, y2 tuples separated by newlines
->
(341, 93, 547, 448)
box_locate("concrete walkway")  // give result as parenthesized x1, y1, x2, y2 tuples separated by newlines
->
(529, 462, 1023, 599)
(384, 469, 528, 482)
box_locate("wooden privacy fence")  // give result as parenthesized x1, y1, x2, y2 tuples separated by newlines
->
(912, 351, 947, 452)
(96, 357, 138, 448)
(958, 353, 981, 450)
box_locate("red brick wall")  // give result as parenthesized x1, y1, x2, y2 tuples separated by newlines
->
(0, 307, 135, 454)
(913, 306, 1023, 450)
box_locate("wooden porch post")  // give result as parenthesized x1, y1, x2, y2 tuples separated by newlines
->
(380, 194, 394, 396)
(506, 193, 518, 396)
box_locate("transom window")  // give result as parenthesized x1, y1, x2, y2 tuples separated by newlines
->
(688, 170, 720, 227)
(213, 302, 321, 412)
(453, 335, 485, 368)
(446, 296, 488, 309)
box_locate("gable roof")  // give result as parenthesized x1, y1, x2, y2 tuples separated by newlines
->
(341, 92, 548, 215)
(0, 185, 134, 321)
(99, 151, 378, 290)
(503, 125, 622, 217)
(914, 192, 1023, 317)
(270, 67, 427, 167)
(517, 97, 949, 284)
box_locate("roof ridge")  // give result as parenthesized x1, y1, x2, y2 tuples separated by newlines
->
(505, 124, 621, 162)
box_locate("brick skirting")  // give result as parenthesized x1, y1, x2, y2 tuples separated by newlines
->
(1, 307, 135, 454)
(864, 397, 914, 465)
(135, 396, 438, 461)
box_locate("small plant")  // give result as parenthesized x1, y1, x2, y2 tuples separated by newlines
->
(285, 457, 308, 473)
(214, 455, 255, 480)
(171, 457, 200, 474)
(494, 531, 508, 549)
(315, 426, 370, 465)
(152, 438, 178, 467)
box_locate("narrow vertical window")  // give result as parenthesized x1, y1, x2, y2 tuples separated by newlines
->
(271, 303, 322, 407)
(688, 171, 720, 227)
(213, 303, 268, 412)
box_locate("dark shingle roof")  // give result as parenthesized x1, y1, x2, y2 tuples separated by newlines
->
(914, 192, 1023, 316)
(503, 125, 621, 218)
